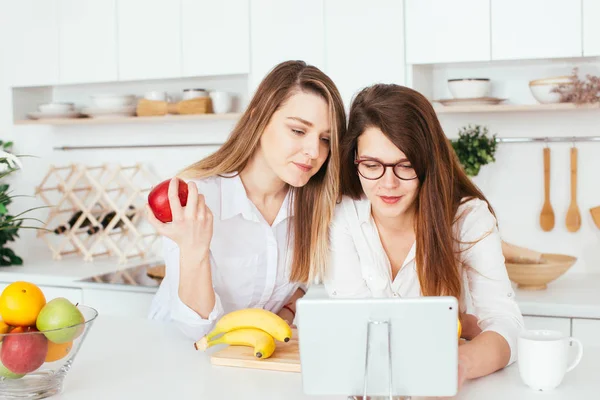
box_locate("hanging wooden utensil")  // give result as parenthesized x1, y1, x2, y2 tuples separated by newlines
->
(565, 146, 582, 232)
(539, 147, 555, 231)
(590, 206, 600, 229)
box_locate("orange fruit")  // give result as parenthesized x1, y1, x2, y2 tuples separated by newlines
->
(0, 320, 9, 335)
(0, 282, 46, 326)
(457, 319, 462, 339)
(45, 341, 73, 362)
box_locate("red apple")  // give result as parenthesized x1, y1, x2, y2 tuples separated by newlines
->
(1, 328, 48, 374)
(148, 178, 189, 223)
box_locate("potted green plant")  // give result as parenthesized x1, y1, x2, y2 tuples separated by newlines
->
(451, 124, 498, 177)
(0, 141, 46, 266)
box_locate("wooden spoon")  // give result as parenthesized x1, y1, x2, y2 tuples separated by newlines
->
(565, 147, 582, 232)
(539, 147, 555, 231)
(590, 206, 600, 229)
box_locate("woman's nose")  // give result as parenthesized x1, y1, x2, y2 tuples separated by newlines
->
(380, 167, 399, 187)
(303, 136, 320, 159)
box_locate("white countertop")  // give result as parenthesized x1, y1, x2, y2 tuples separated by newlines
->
(0, 256, 160, 293)
(52, 315, 600, 400)
(2, 256, 600, 319)
(513, 273, 600, 319)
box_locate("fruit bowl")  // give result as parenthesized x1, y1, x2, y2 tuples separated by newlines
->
(505, 253, 577, 290)
(0, 305, 98, 400)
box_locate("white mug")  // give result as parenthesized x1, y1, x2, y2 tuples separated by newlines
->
(209, 91, 233, 114)
(517, 329, 583, 391)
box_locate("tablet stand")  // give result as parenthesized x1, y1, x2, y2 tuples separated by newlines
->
(346, 319, 411, 400)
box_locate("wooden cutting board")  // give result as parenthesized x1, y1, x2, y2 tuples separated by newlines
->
(209, 329, 300, 372)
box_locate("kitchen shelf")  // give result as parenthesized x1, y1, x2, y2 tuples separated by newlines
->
(14, 113, 242, 126)
(434, 102, 600, 114)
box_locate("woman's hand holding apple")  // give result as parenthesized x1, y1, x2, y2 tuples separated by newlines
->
(146, 178, 213, 261)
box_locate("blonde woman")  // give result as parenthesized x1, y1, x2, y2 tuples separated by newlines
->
(147, 60, 346, 340)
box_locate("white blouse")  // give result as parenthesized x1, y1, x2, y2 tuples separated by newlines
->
(324, 196, 525, 366)
(148, 174, 302, 340)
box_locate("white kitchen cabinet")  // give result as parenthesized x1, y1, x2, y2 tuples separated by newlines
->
(182, 0, 249, 77)
(405, 0, 490, 64)
(523, 315, 571, 336)
(491, 0, 582, 60)
(4, 0, 59, 87)
(325, 0, 405, 109)
(249, 0, 325, 94)
(117, 0, 181, 81)
(58, 0, 118, 84)
(583, 0, 600, 56)
(572, 318, 600, 348)
(82, 288, 155, 318)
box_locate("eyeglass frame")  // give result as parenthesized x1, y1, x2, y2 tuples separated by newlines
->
(354, 158, 419, 181)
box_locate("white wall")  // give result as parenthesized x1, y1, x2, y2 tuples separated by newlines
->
(429, 58, 600, 275)
(440, 114, 600, 275)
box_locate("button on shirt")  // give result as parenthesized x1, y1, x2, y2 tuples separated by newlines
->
(148, 174, 302, 340)
(324, 196, 525, 366)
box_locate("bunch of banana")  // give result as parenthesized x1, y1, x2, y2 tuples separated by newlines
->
(194, 308, 292, 359)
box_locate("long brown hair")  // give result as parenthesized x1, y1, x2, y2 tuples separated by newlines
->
(340, 84, 494, 300)
(178, 60, 346, 284)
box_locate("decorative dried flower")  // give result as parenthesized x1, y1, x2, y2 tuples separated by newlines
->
(551, 67, 600, 104)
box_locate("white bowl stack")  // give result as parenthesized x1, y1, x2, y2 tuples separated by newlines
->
(82, 94, 137, 118)
(447, 78, 491, 99)
(28, 102, 80, 120)
(529, 76, 573, 104)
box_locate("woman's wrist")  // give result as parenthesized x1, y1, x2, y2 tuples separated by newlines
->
(278, 306, 295, 325)
(180, 246, 210, 265)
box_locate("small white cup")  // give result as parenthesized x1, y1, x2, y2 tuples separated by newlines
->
(209, 91, 233, 114)
(144, 91, 170, 102)
(182, 88, 208, 100)
(518, 329, 583, 391)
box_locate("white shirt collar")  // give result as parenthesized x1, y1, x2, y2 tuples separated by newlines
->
(219, 173, 257, 222)
(219, 173, 294, 225)
(356, 195, 373, 225)
(355, 196, 417, 268)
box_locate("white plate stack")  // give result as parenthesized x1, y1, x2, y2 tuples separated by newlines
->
(82, 94, 137, 118)
(28, 103, 81, 120)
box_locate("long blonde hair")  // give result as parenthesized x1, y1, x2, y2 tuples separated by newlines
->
(178, 60, 346, 284)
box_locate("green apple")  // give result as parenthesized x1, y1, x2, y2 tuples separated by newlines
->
(36, 298, 85, 344)
(0, 361, 24, 379)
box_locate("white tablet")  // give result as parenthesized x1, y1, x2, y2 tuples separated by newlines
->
(296, 286, 459, 398)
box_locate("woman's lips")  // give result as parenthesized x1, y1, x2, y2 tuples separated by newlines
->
(293, 162, 312, 172)
(379, 195, 402, 204)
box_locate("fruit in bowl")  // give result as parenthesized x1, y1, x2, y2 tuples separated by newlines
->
(36, 298, 85, 344)
(0, 281, 98, 400)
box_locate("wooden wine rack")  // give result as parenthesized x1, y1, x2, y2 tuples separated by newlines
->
(35, 163, 161, 264)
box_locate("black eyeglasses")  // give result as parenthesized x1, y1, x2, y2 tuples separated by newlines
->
(354, 159, 418, 181)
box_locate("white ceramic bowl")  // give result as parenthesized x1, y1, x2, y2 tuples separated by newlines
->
(38, 102, 74, 114)
(90, 94, 136, 109)
(529, 77, 573, 104)
(448, 78, 490, 99)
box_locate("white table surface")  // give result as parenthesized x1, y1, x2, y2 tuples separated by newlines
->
(52, 315, 600, 400)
